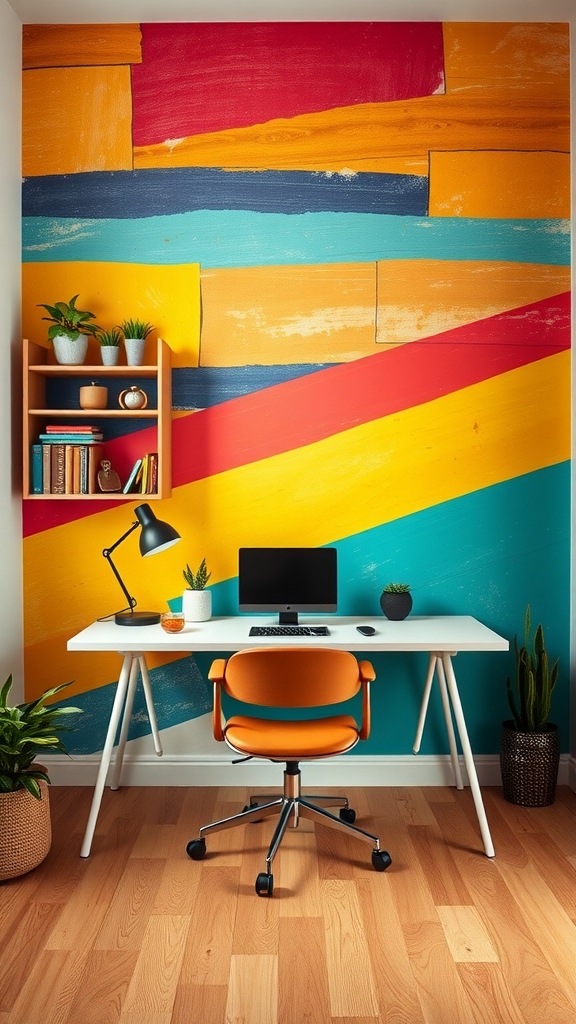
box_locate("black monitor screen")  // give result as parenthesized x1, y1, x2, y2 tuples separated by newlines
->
(238, 547, 337, 624)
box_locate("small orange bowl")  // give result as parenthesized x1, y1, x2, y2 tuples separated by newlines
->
(160, 612, 185, 633)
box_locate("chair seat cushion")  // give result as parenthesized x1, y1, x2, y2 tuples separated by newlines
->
(223, 714, 360, 759)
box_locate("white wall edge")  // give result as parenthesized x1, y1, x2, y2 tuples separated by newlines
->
(43, 752, 571, 789)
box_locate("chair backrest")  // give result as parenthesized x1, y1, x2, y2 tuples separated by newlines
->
(221, 647, 364, 708)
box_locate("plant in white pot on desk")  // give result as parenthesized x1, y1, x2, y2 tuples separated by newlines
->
(119, 318, 154, 366)
(0, 676, 82, 880)
(500, 605, 560, 807)
(37, 294, 102, 365)
(182, 559, 212, 621)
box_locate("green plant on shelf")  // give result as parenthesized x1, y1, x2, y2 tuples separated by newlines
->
(98, 328, 122, 347)
(37, 295, 101, 341)
(119, 318, 155, 340)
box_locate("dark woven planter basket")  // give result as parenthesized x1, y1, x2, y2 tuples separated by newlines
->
(500, 720, 559, 806)
(380, 592, 413, 621)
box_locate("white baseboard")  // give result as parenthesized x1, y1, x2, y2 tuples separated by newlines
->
(42, 752, 572, 789)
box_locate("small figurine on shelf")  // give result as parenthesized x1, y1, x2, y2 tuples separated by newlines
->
(97, 459, 122, 493)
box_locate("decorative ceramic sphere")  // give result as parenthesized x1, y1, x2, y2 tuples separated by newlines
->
(119, 386, 148, 410)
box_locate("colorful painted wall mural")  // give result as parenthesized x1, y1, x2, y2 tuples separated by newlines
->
(22, 22, 571, 757)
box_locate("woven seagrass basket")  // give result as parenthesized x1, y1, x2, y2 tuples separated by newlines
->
(0, 781, 51, 881)
(500, 721, 559, 807)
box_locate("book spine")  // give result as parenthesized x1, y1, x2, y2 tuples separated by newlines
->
(64, 445, 74, 494)
(88, 445, 103, 494)
(51, 444, 65, 494)
(80, 446, 88, 493)
(42, 445, 51, 494)
(72, 446, 81, 494)
(31, 444, 43, 494)
(148, 453, 158, 494)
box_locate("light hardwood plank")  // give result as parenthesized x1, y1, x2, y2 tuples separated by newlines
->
(277, 825, 322, 917)
(436, 905, 499, 962)
(119, 915, 190, 1018)
(278, 917, 330, 1024)
(225, 954, 278, 1024)
(7, 949, 89, 1024)
(152, 856, 203, 915)
(0, 901, 62, 1014)
(94, 858, 165, 950)
(457, 962, 528, 1024)
(403, 920, 476, 1024)
(231, 822, 279, 954)
(179, 867, 239, 986)
(129, 824, 176, 859)
(171, 984, 228, 1024)
(63, 950, 139, 1024)
(321, 879, 379, 1018)
(408, 824, 472, 906)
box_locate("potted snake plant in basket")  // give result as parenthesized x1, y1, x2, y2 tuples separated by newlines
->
(0, 676, 82, 880)
(182, 558, 212, 622)
(500, 606, 559, 806)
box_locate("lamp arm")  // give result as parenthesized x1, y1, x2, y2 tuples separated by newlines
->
(102, 521, 140, 615)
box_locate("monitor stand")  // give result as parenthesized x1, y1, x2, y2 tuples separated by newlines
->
(279, 611, 299, 625)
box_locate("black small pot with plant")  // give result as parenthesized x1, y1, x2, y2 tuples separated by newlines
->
(380, 583, 412, 620)
(500, 606, 559, 807)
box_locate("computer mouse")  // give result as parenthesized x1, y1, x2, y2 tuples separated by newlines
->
(356, 625, 376, 636)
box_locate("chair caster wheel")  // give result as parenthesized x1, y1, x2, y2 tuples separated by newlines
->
(372, 849, 392, 872)
(255, 872, 274, 897)
(186, 838, 206, 860)
(339, 806, 356, 824)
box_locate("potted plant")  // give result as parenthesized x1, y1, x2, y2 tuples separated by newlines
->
(119, 318, 154, 366)
(98, 327, 123, 366)
(182, 558, 212, 621)
(0, 675, 82, 880)
(37, 294, 101, 365)
(380, 582, 412, 620)
(500, 605, 559, 806)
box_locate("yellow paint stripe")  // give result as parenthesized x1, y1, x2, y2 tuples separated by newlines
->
(24, 351, 570, 652)
(24, 632, 191, 703)
(376, 261, 571, 345)
(133, 87, 569, 172)
(23, 261, 201, 367)
(200, 264, 377, 366)
(429, 151, 571, 220)
(23, 24, 142, 69)
(23, 66, 133, 176)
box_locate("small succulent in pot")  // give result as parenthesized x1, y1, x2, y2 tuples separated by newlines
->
(98, 328, 122, 348)
(183, 558, 211, 591)
(380, 582, 413, 620)
(118, 318, 155, 340)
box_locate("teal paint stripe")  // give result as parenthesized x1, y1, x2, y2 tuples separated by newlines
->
(22, 212, 570, 267)
(59, 464, 569, 758)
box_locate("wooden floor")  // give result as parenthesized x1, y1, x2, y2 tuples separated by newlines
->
(1, 783, 576, 1024)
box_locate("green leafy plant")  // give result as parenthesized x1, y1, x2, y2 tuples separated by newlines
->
(37, 295, 101, 341)
(506, 606, 559, 732)
(119, 318, 154, 340)
(183, 559, 211, 591)
(0, 676, 82, 799)
(382, 582, 411, 594)
(98, 328, 122, 347)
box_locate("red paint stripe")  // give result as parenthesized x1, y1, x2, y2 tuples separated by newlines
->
(22, 292, 571, 539)
(132, 22, 445, 144)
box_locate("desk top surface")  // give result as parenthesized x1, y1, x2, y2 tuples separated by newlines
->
(67, 615, 509, 653)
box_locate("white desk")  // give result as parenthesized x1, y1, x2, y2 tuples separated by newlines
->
(68, 614, 508, 858)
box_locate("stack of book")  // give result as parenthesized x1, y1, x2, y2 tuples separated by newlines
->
(31, 425, 104, 495)
(123, 453, 158, 494)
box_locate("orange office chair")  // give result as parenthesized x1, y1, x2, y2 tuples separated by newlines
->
(186, 647, 392, 896)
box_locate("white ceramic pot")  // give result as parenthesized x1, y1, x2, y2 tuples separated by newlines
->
(182, 589, 212, 622)
(101, 345, 120, 366)
(52, 333, 88, 365)
(124, 337, 146, 366)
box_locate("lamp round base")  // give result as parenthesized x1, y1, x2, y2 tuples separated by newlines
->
(115, 610, 161, 626)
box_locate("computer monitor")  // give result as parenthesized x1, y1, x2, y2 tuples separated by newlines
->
(238, 547, 337, 625)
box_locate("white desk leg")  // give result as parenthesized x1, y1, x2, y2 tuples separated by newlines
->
(435, 656, 464, 791)
(110, 655, 140, 791)
(80, 653, 134, 858)
(441, 653, 495, 858)
(138, 655, 163, 757)
(413, 652, 437, 754)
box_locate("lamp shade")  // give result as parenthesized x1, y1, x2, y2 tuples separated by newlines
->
(135, 503, 181, 557)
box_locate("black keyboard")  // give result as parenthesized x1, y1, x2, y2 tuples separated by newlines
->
(249, 625, 330, 637)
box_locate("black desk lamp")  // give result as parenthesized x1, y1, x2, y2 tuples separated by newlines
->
(102, 503, 181, 626)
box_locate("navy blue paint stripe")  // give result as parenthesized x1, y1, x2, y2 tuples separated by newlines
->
(22, 167, 429, 219)
(172, 364, 337, 408)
